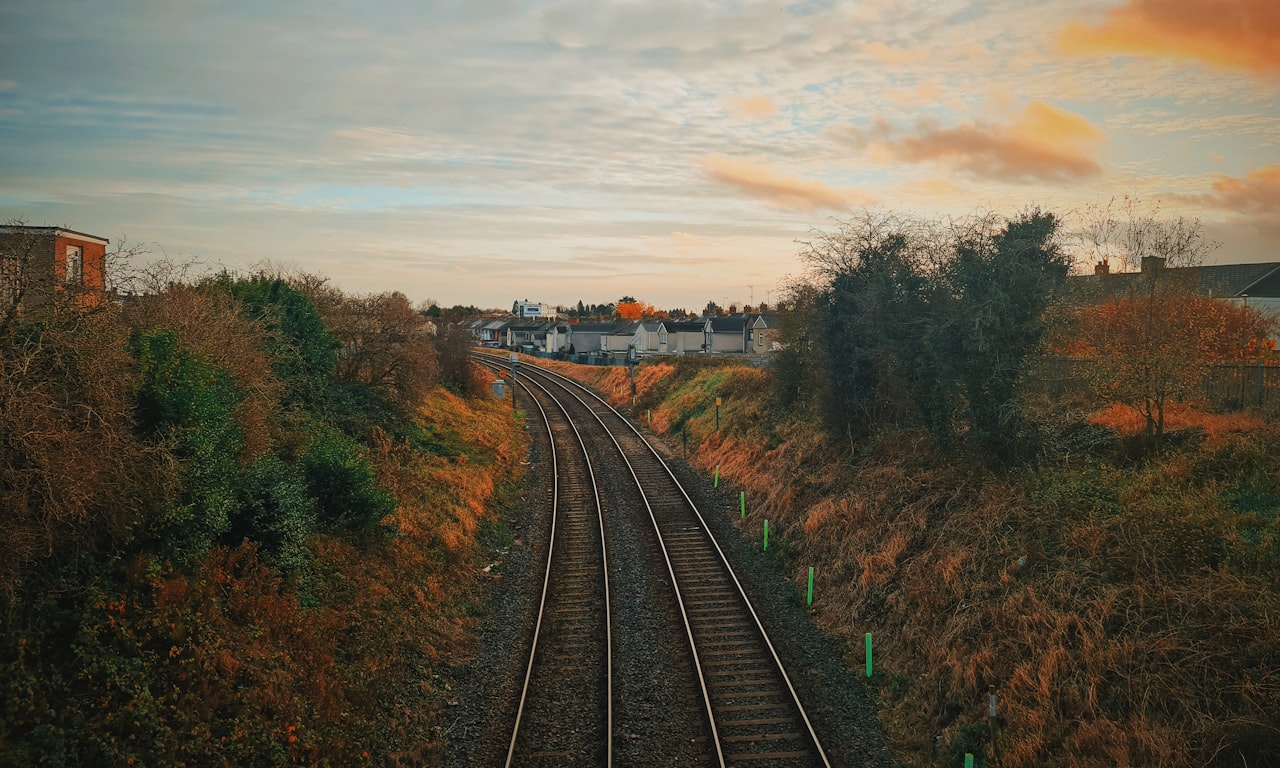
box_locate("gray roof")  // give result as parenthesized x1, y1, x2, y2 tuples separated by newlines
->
(666, 320, 705, 333)
(612, 321, 642, 335)
(707, 315, 748, 332)
(569, 322, 618, 333)
(1077, 262, 1280, 299)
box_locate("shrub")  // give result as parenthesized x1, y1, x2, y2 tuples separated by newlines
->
(131, 329, 244, 558)
(232, 454, 315, 573)
(299, 425, 396, 530)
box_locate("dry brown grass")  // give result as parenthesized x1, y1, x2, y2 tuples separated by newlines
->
(1090, 401, 1266, 448)
(552, 356, 1280, 768)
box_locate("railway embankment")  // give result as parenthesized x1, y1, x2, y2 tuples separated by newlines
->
(538, 354, 1280, 768)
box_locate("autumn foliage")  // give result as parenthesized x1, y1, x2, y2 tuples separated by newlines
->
(548, 354, 1280, 768)
(0, 268, 524, 764)
(1055, 296, 1276, 442)
(616, 300, 655, 320)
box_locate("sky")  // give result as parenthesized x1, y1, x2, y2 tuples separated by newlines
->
(1, 0, 1277, 311)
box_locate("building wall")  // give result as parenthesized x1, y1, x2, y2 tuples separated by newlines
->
(55, 233, 108, 308)
(671, 330, 703, 354)
(708, 330, 746, 353)
(1, 229, 108, 315)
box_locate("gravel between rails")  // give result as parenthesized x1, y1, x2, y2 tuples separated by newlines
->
(445, 377, 897, 768)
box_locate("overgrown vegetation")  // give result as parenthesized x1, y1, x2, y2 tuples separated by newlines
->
(784, 210, 1071, 460)
(542, 206, 1279, 767)
(0, 265, 520, 765)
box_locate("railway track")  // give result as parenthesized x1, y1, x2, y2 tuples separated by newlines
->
(491, 361, 613, 767)
(479, 353, 831, 768)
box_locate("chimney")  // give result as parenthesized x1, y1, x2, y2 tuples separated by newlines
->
(1140, 256, 1166, 273)
(1094, 260, 1109, 275)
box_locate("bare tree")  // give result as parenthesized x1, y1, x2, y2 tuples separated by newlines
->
(0, 220, 45, 334)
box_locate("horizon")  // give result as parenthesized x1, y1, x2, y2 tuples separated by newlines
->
(2, 0, 1276, 310)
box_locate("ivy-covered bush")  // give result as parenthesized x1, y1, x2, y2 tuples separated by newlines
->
(131, 329, 243, 558)
(300, 424, 396, 529)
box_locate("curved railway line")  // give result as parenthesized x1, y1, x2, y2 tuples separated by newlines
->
(496, 361, 613, 767)
(478, 353, 832, 768)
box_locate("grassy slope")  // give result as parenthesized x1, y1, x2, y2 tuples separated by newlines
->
(538, 355, 1280, 768)
(0, 386, 526, 767)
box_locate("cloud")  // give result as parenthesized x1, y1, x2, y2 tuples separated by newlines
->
(1059, 0, 1280, 77)
(699, 154, 874, 210)
(836, 101, 1106, 183)
(860, 41, 931, 67)
(726, 94, 777, 120)
(896, 176, 963, 198)
(1206, 163, 1280, 217)
(885, 81, 944, 107)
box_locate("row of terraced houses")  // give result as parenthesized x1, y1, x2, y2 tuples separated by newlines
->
(468, 313, 783, 359)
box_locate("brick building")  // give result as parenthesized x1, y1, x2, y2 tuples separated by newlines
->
(0, 226, 109, 320)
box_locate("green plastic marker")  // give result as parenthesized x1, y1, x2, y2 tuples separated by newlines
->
(964, 755, 973, 768)
(739, 490, 744, 517)
(714, 465, 719, 488)
(807, 567, 814, 605)
(865, 633, 873, 678)
(763, 520, 769, 550)
(647, 409, 651, 423)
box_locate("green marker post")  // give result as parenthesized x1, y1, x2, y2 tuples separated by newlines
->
(647, 409, 651, 423)
(964, 755, 974, 768)
(763, 520, 769, 550)
(714, 465, 719, 488)
(806, 567, 814, 606)
(865, 633, 873, 678)
(739, 490, 745, 517)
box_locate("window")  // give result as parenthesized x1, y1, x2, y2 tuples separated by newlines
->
(65, 245, 82, 286)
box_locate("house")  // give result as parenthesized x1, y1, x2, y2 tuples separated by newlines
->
(602, 321, 641, 356)
(748, 313, 781, 355)
(564, 322, 616, 353)
(1078, 258, 1280, 323)
(468, 317, 510, 347)
(506, 319, 558, 351)
(514, 299, 549, 319)
(704, 314, 749, 353)
(543, 322, 571, 353)
(0, 226, 108, 320)
(664, 320, 706, 354)
(633, 320, 664, 355)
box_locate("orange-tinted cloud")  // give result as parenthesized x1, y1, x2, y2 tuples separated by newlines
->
(1207, 163, 1280, 216)
(1060, 0, 1280, 77)
(861, 41, 931, 67)
(726, 94, 776, 120)
(700, 155, 874, 210)
(896, 176, 963, 198)
(885, 81, 943, 108)
(838, 101, 1105, 183)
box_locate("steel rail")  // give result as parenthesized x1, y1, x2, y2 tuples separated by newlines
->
(504, 355, 832, 768)
(479, 358, 614, 768)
